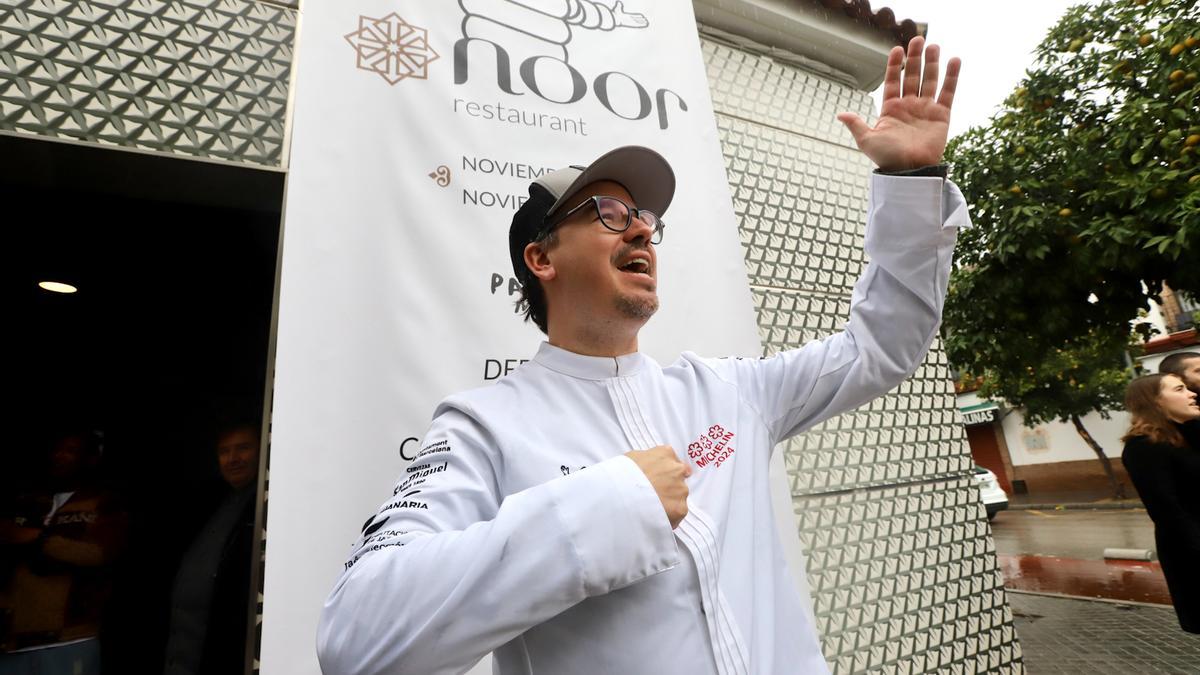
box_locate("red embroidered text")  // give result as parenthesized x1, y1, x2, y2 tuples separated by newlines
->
(687, 424, 736, 469)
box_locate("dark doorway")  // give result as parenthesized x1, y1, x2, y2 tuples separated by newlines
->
(966, 423, 1013, 494)
(1, 134, 283, 675)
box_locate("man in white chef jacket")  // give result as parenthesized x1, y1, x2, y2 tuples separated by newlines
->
(318, 37, 966, 675)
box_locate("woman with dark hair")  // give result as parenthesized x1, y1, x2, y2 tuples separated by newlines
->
(1122, 373, 1200, 634)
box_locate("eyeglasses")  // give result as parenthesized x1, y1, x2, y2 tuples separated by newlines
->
(542, 196, 665, 245)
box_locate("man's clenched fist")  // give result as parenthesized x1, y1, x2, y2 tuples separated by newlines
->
(624, 445, 691, 529)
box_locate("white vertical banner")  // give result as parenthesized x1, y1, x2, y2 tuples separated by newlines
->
(266, 1, 811, 673)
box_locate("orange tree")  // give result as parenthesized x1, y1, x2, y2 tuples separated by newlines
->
(943, 0, 1199, 497)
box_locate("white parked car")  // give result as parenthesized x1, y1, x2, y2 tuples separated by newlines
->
(973, 465, 1009, 520)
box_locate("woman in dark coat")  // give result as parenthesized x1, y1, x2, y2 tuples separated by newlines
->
(1121, 373, 1200, 634)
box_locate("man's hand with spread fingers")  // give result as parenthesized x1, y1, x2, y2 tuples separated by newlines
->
(837, 36, 962, 172)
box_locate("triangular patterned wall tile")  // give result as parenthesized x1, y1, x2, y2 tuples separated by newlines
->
(0, 0, 294, 166)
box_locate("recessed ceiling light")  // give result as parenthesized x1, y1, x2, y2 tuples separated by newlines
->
(38, 281, 78, 294)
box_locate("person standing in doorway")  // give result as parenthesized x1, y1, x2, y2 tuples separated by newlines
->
(0, 429, 127, 675)
(163, 420, 261, 675)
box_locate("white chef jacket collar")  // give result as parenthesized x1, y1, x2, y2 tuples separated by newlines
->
(533, 342, 651, 380)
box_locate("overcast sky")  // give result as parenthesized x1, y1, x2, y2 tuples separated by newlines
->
(870, 0, 1096, 139)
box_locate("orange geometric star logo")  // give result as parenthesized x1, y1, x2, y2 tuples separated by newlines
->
(345, 13, 440, 85)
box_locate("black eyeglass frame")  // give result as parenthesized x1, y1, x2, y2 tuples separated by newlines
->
(538, 195, 666, 245)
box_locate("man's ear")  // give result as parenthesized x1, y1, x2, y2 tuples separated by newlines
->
(524, 241, 556, 282)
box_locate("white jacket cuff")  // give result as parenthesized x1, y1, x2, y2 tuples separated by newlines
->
(866, 173, 970, 251)
(548, 455, 680, 596)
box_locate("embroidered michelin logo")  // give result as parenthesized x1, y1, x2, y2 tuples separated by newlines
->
(687, 424, 736, 469)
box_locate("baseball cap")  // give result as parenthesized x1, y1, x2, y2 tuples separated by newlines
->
(509, 145, 675, 282)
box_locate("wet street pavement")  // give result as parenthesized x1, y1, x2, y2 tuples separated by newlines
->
(992, 510, 1200, 672)
(1009, 592, 1200, 674)
(991, 508, 1155, 559)
(990, 509, 1173, 604)
(997, 555, 1171, 604)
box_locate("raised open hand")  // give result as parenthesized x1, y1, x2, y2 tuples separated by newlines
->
(836, 36, 961, 172)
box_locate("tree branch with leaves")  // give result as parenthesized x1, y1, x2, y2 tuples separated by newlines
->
(943, 0, 1198, 497)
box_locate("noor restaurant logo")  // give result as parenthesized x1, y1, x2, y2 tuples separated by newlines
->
(341, 3, 686, 130)
(344, 1, 650, 86)
(344, 12, 440, 85)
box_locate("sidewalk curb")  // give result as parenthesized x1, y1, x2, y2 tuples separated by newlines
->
(1005, 588, 1172, 610)
(1009, 501, 1143, 511)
